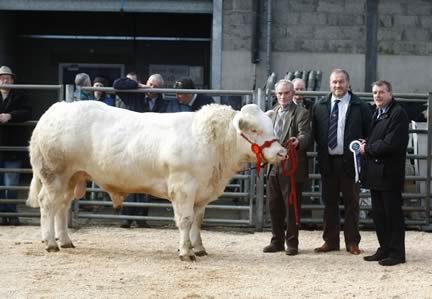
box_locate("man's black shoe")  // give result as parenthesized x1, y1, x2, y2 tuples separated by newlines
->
(120, 220, 132, 228)
(285, 247, 298, 256)
(379, 257, 406, 266)
(263, 243, 284, 253)
(363, 251, 387, 262)
(137, 221, 150, 228)
(8, 217, 20, 226)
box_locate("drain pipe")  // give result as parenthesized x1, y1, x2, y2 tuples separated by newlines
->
(266, 0, 272, 78)
(251, 0, 261, 90)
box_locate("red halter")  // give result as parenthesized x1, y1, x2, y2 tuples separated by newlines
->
(240, 132, 279, 177)
(280, 139, 299, 225)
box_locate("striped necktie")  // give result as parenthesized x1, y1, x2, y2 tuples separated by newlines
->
(274, 109, 288, 139)
(328, 100, 340, 149)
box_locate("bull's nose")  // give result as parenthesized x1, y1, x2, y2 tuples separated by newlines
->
(277, 148, 288, 158)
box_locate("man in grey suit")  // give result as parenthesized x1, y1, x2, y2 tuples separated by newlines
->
(263, 79, 311, 256)
(312, 69, 372, 255)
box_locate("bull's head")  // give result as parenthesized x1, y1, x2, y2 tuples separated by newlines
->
(233, 104, 287, 164)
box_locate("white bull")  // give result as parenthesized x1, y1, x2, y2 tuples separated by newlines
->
(27, 101, 286, 261)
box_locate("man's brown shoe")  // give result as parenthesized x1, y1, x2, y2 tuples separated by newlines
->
(314, 243, 340, 253)
(263, 243, 284, 253)
(347, 244, 361, 255)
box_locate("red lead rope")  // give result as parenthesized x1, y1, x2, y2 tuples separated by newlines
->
(280, 140, 299, 226)
(239, 133, 299, 225)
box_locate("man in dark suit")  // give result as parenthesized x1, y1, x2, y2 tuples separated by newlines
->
(360, 80, 408, 266)
(263, 79, 311, 256)
(292, 78, 314, 114)
(0, 66, 32, 225)
(114, 73, 166, 228)
(312, 69, 372, 255)
(172, 77, 214, 111)
(113, 72, 166, 113)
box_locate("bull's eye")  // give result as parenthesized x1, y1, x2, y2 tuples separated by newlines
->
(251, 129, 257, 133)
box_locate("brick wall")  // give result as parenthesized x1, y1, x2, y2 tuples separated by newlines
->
(223, 0, 432, 56)
(378, 0, 432, 55)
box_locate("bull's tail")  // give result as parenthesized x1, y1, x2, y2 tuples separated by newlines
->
(26, 173, 42, 208)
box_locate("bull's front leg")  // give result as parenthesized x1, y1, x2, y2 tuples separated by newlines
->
(173, 197, 196, 261)
(55, 200, 75, 249)
(190, 205, 207, 256)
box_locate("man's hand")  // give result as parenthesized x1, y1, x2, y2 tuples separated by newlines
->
(360, 141, 366, 155)
(0, 113, 11, 123)
(288, 137, 299, 148)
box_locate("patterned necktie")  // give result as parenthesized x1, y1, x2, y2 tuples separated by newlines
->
(328, 100, 340, 149)
(377, 108, 383, 119)
(274, 110, 287, 140)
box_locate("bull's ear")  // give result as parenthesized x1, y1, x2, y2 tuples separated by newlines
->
(265, 110, 275, 119)
(233, 113, 252, 132)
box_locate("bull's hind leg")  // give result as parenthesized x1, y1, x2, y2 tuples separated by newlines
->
(190, 205, 207, 256)
(40, 179, 70, 252)
(55, 199, 74, 249)
(40, 190, 60, 252)
(173, 195, 196, 262)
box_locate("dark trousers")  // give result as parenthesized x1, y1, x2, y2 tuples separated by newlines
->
(267, 170, 303, 249)
(0, 160, 22, 213)
(321, 156, 361, 248)
(370, 189, 405, 260)
(121, 194, 149, 218)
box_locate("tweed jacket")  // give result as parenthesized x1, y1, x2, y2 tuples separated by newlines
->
(268, 102, 311, 182)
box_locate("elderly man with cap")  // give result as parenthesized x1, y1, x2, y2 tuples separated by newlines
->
(0, 66, 31, 225)
(165, 77, 214, 112)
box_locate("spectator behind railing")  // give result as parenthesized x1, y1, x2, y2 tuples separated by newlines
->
(93, 76, 114, 106)
(113, 72, 166, 228)
(165, 77, 214, 113)
(292, 78, 314, 112)
(0, 65, 32, 226)
(73, 72, 93, 101)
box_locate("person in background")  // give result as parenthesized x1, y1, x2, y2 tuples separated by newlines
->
(292, 78, 314, 113)
(145, 74, 166, 112)
(360, 80, 409, 266)
(114, 73, 166, 228)
(0, 66, 32, 225)
(113, 72, 148, 112)
(312, 69, 372, 255)
(73, 73, 93, 101)
(263, 79, 311, 256)
(165, 77, 214, 112)
(93, 76, 114, 106)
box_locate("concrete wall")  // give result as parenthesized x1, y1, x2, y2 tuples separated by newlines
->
(222, 0, 432, 93)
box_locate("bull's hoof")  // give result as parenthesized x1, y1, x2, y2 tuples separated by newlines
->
(194, 250, 208, 257)
(60, 242, 75, 249)
(46, 245, 60, 252)
(179, 255, 197, 262)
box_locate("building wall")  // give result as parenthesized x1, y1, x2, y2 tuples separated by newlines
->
(0, 14, 16, 70)
(222, 0, 432, 93)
